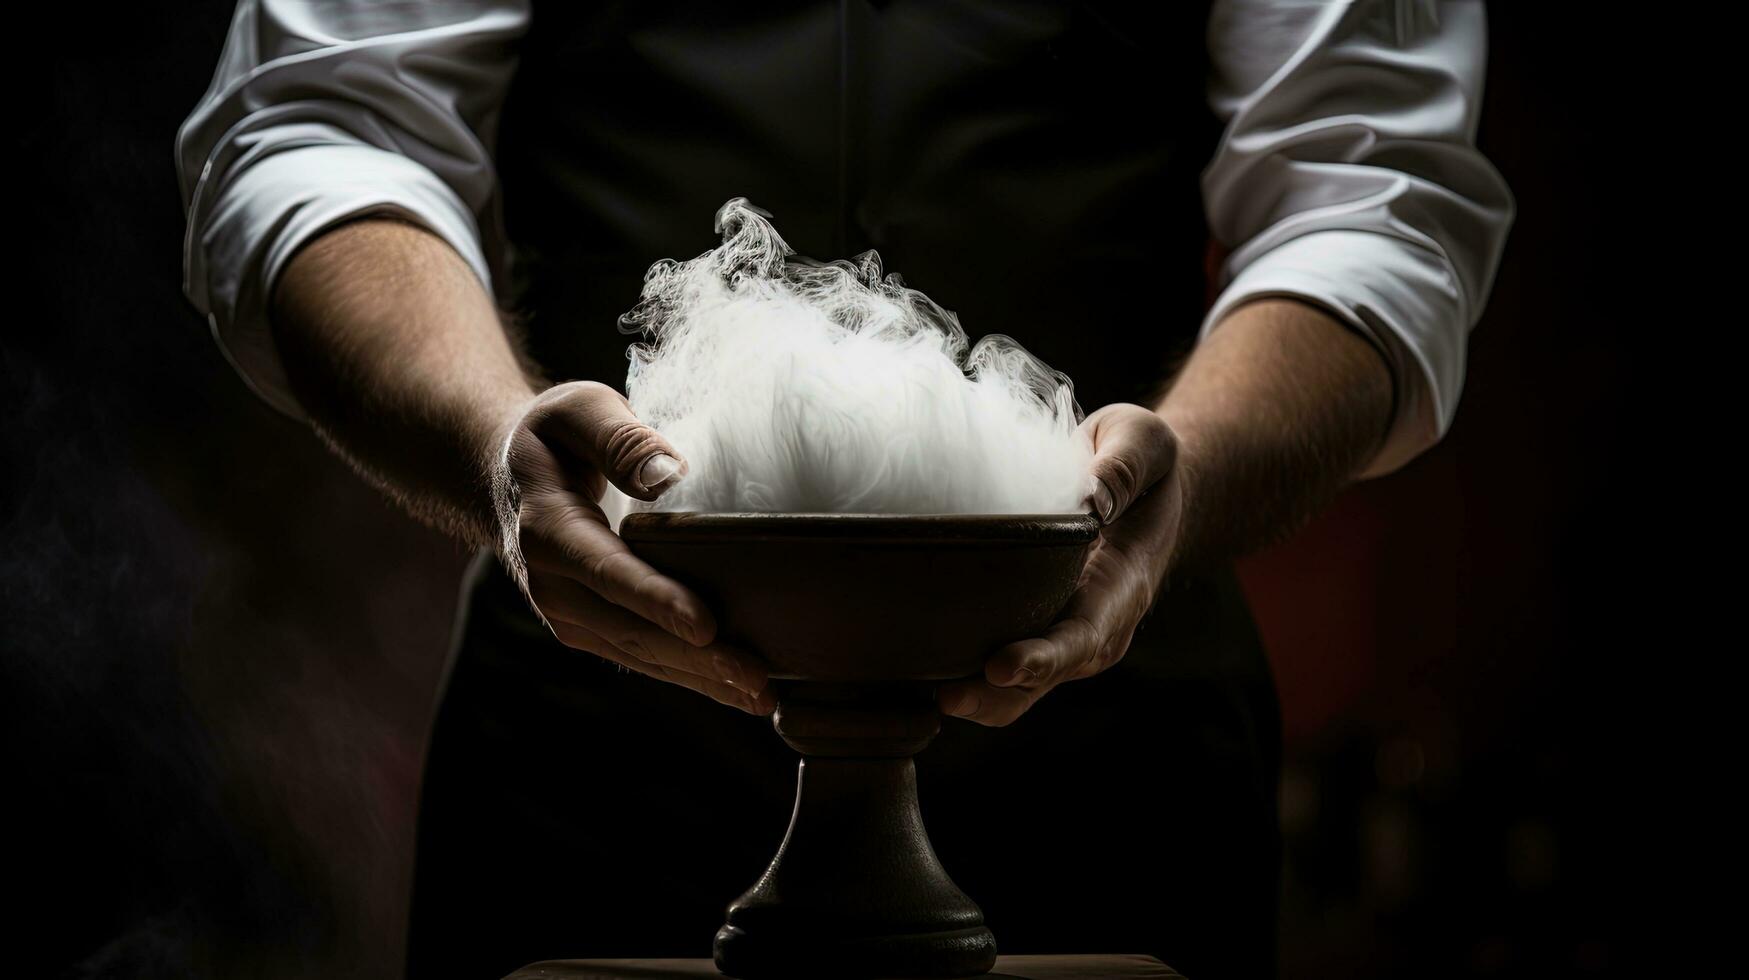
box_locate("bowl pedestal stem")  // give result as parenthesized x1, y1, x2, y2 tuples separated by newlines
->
(713, 681, 999, 978)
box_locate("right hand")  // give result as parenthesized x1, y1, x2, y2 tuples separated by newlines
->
(503, 381, 774, 715)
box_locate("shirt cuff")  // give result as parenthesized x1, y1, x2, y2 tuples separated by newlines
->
(1199, 229, 1469, 478)
(184, 143, 493, 419)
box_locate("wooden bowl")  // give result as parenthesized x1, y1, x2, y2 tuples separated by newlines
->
(619, 512, 1099, 681)
(618, 511, 1100, 978)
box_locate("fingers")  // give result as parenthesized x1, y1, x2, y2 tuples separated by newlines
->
(549, 620, 775, 715)
(987, 611, 1108, 689)
(508, 381, 763, 717)
(511, 384, 713, 644)
(940, 599, 1115, 728)
(520, 492, 717, 646)
(938, 676, 1046, 729)
(941, 488, 1176, 726)
(938, 408, 1183, 728)
(531, 575, 766, 695)
(1080, 404, 1177, 524)
(524, 380, 689, 501)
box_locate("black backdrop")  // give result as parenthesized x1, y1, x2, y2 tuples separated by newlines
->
(7, 5, 1652, 978)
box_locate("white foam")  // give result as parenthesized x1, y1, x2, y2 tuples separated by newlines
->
(612, 199, 1093, 516)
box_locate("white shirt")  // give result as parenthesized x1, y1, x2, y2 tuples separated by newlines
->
(177, 0, 1513, 477)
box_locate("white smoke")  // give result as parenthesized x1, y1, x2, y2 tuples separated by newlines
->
(612, 198, 1094, 516)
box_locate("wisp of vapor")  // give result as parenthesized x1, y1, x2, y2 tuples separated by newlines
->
(611, 198, 1094, 517)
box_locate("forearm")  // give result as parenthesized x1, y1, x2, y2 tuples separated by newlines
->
(1156, 297, 1394, 574)
(269, 217, 540, 546)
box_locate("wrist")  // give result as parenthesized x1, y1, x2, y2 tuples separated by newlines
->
(476, 383, 544, 560)
(1152, 411, 1219, 579)
(480, 380, 609, 597)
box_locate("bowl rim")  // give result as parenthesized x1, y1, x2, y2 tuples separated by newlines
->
(619, 511, 1101, 545)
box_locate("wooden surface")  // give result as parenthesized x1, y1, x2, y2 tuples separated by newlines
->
(505, 954, 1182, 979)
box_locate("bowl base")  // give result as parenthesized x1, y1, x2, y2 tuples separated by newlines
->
(713, 922, 998, 979)
(713, 690, 997, 979)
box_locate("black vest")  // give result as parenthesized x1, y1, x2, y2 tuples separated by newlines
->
(416, 15, 1280, 975)
(497, 0, 1217, 414)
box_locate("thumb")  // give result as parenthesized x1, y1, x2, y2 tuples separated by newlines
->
(525, 381, 688, 501)
(1082, 404, 1177, 524)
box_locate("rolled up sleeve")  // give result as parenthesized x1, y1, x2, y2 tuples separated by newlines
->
(176, 1, 527, 417)
(1201, 0, 1515, 476)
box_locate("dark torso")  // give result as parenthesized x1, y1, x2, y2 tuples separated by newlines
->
(496, 0, 1218, 411)
(409, 6, 1278, 979)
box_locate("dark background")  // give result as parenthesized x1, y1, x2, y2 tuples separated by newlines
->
(6, 4, 1647, 978)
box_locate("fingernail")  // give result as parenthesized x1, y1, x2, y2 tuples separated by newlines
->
(639, 453, 684, 493)
(673, 611, 706, 646)
(1001, 665, 1039, 688)
(943, 691, 980, 717)
(712, 654, 741, 689)
(1088, 480, 1115, 524)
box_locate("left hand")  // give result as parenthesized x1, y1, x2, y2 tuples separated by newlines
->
(938, 403, 1184, 726)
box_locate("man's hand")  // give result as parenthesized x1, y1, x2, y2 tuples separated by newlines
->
(272, 220, 775, 716)
(937, 403, 1182, 726)
(507, 381, 775, 716)
(934, 297, 1395, 727)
